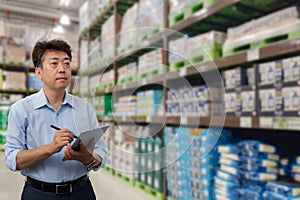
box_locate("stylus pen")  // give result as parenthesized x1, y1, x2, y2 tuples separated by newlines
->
(50, 125, 78, 138)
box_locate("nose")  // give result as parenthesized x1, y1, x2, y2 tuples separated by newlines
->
(57, 62, 66, 73)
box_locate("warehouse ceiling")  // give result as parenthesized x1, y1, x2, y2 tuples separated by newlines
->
(0, 0, 87, 51)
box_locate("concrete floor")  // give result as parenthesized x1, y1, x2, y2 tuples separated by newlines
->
(0, 153, 156, 200)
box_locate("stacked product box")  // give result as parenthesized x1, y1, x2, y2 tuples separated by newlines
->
(138, 49, 165, 79)
(110, 125, 137, 180)
(263, 181, 300, 199)
(93, 94, 112, 117)
(113, 95, 137, 116)
(101, 14, 122, 61)
(166, 85, 222, 117)
(104, 132, 114, 169)
(223, 6, 300, 56)
(135, 136, 164, 194)
(117, 62, 138, 84)
(257, 60, 283, 117)
(0, 106, 9, 131)
(282, 86, 300, 114)
(215, 140, 280, 199)
(118, 3, 139, 53)
(136, 0, 164, 41)
(0, 106, 8, 149)
(136, 90, 164, 116)
(282, 55, 300, 83)
(223, 66, 256, 116)
(118, 141, 136, 180)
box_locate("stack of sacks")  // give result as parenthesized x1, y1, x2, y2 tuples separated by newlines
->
(279, 157, 290, 178)
(263, 181, 300, 200)
(165, 127, 191, 200)
(239, 179, 266, 200)
(291, 156, 300, 182)
(215, 144, 241, 200)
(237, 140, 279, 182)
(215, 140, 280, 199)
(189, 129, 231, 200)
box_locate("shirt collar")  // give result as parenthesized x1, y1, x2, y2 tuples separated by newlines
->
(33, 89, 74, 110)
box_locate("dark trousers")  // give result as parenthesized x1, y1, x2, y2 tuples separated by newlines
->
(21, 179, 96, 200)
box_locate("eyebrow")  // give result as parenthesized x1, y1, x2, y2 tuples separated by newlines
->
(48, 57, 70, 61)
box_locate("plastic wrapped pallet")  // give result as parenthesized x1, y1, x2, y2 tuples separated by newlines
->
(168, 35, 189, 70)
(3, 71, 26, 90)
(101, 14, 122, 60)
(136, 0, 164, 41)
(187, 31, 226, 64)
(5, 44, 26, 64)
(223, 6, 300, 56)
(80, 40, 89, 71)
(79, 1, 89, 33)
(118, 3, 139, 52)
(138, 49, 164, 76)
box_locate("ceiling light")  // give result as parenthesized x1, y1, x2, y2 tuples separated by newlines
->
(53, 24, 65, 33)
(60, 14, 70, 26)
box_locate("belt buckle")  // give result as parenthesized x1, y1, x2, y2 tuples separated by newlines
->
(55, 184, 72, 195)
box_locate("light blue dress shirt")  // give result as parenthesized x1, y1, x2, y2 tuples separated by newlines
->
(4, 89, 107, 183)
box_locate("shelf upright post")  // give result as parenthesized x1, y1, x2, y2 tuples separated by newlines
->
(162, 0, 169, 199)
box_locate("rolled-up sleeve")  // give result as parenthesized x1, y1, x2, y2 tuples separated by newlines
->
(4, 104, 27, 171)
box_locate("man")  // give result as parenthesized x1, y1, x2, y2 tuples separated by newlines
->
(4, 38, 107, 200)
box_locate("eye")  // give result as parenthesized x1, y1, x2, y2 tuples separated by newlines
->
(50, 62, 58, 67)
(64, 62, 71, 68)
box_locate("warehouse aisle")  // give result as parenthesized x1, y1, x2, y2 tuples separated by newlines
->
(0, 153, 155, 200)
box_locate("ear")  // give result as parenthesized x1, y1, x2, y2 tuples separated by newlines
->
(35, 67, 43, 81)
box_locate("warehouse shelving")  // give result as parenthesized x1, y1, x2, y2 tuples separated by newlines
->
(0, 62, 78, 96)
(79, 0, 300, 199)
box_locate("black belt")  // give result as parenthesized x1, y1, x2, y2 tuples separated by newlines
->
(26, 175, 89, 195)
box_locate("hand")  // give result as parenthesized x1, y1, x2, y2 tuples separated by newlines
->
(64, 141, 94, 165)
(50, 129, 75, 153)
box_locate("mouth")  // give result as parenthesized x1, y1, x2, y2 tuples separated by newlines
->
(56, 77, 67, 80)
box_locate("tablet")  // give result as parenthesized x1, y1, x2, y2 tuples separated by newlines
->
(71, 125, 110, 151)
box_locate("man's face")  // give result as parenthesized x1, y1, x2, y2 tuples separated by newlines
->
(35, 50, 71, 92)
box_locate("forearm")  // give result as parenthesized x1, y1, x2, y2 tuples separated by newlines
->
(16, 144, 54, 170)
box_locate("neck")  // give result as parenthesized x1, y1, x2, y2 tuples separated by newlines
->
(43, 88, 66, 110)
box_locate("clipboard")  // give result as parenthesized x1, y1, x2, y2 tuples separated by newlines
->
(71, 125, 110, 151)
(62, 125, 109, 161)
